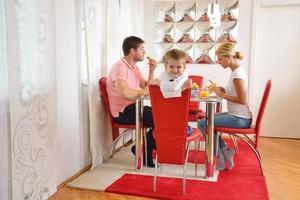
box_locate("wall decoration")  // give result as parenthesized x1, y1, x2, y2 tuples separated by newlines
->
(154, 0, 239, 64)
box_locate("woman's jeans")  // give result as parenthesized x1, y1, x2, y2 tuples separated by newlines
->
(197, 112, 252, 156)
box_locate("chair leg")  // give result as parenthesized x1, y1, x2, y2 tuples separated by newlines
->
(154, 156, 158, 192)
(110, 129, 133, 156)
(143, 128, 148, 166)
(234, 134, 264, 176)
(194, 137, 201, 177)
(242, 134, 262, 160)
(194, 139, 197, 177)
(229, 134, 239, 154)
(183, 143, 191, 195)
(254, 135, 259, 149)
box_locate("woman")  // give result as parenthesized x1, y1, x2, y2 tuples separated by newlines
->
(198, 42, 252, 171)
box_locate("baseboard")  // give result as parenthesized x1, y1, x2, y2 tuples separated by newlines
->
(222, 134, 299, 141)
(57, 164, 92, 190)
(260, 136, 300, 140)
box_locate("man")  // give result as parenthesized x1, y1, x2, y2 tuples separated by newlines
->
(106, 36, 156, 167)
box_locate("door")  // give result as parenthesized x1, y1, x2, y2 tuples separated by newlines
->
(253, 5, 300, 138)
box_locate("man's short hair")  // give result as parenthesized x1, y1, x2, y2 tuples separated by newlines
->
(122, 36, 145, 56)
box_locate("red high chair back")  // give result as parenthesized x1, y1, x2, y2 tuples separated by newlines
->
(188, 75, 205, 121)
(99, 77, 137, 141)
(149, 85, 201, 194)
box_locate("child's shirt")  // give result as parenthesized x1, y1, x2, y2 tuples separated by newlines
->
(159, 70, 189, 98)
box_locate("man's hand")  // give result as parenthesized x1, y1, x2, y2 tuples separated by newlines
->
(141, 86, 149, 96)
(147, 57, 157, 72)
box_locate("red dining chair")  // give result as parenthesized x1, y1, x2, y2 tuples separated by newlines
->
(99, 77, 148, 157)
(149, 85, 202, 195)
(188, 75, 206, 121)
(215, 80, 272, 175)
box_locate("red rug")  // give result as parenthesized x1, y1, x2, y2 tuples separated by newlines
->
(105, 141, 269, 200)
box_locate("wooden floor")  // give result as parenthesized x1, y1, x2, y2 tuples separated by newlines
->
(50, 137, 300, 200)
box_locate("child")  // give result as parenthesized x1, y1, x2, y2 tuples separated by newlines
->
(150, 49, 191, 97)
(149, 49, 193, 135)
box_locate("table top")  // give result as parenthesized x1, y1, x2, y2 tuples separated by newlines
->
(191, 95, 223, 103)
(136, 95, 222, 103)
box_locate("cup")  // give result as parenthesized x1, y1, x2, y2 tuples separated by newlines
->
(199, 89, 209, 97)
(191, 88, 199, 97)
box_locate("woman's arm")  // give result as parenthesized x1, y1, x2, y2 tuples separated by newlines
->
(212, 79, 247, 104)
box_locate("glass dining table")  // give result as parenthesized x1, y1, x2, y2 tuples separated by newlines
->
(135, 95, 222, 179)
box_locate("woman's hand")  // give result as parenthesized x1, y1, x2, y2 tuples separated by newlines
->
(208, 85, 224, 97)
(219, 86, 225, 93)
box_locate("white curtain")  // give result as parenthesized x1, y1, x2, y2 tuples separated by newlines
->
(84, 0, 144, 169)
(83, 0, 110, 170)
(5, 0, 57, 199)
(0, 1, 10, 199)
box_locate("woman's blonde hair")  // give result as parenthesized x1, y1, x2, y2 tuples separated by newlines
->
(215, 42, 243, 60)
(163, 49, 187, 64)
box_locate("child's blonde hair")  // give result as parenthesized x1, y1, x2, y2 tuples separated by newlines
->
(163, 49, 187, 64)
(215, 42, 243, 60)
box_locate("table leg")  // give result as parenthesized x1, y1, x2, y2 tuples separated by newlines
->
(215, 101, 222, 156)
(216, 101, 222, 113)
(135, 99, 144, 171)
(205, 102, 216, 178)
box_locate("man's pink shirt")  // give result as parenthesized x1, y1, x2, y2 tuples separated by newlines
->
(107, 58, 144, 117)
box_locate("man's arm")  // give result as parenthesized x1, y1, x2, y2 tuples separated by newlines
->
(140, 57, 157, 88)
(114, 79, 148, 98)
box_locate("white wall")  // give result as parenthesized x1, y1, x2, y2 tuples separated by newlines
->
(55, 0, 91, 185)
(143, 0, 254, 110)
(54, 0, 144, 186)
(143, 0, 300, 138)
(252, 1, 300, 138)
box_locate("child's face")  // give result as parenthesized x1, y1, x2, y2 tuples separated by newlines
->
(165, 58, 186, 78)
